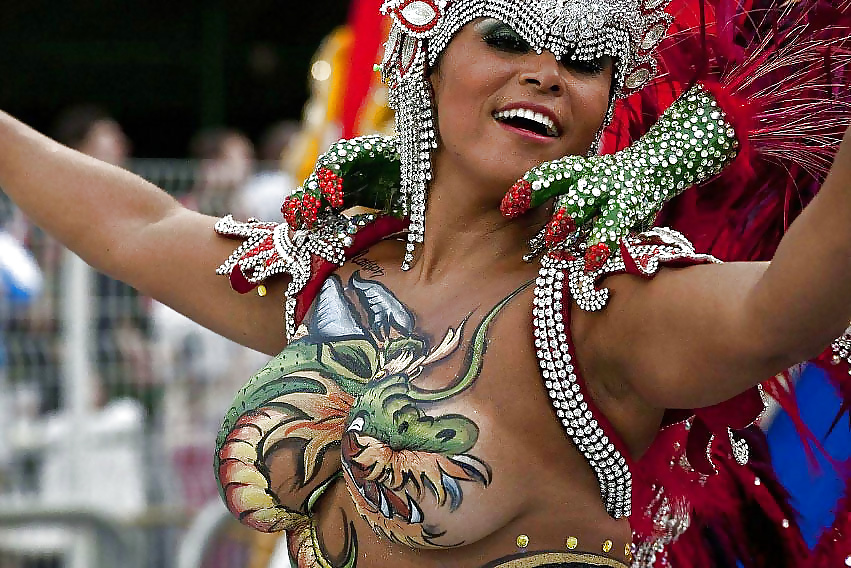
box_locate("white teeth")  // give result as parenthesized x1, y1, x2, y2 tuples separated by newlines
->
(493, 108, 558, 136)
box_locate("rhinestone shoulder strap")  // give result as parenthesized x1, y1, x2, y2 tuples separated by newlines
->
(534, 227, 720, 519)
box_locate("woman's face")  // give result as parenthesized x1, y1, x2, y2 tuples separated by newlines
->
(430, 18, 613, 195)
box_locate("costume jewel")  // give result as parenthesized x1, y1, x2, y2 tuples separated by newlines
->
(631, 486, 690, 568)
(728, 428, 749, 466)
(534, 226, 719, 519)
(283, 135, 402, 223)
(535, 250, 632, 519)
(377, 0, 673, 269)
(215, 212, 379, 341)
(831, 324, 851, 372)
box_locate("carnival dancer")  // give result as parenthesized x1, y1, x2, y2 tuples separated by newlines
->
(0, 1, 850, 567)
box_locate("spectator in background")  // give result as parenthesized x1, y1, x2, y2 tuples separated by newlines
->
(53, 105, 157, 417)
(152, 127, 266, 508)
(52, 104, 130, 167)
(187, 127, 256, 217)
(0, 213, 42, 481)
(232, 121, 300, 221)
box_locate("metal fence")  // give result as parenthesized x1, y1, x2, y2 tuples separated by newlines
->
(0, 160, 293, 568)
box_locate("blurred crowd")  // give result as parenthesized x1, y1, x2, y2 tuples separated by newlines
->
(0, 104, 300, 517)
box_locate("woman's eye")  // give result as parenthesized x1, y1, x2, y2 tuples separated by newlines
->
(561, 55, 611, 75)
(483, 27, 530, 53)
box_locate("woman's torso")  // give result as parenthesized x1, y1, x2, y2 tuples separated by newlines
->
(224, 238, 665, 567)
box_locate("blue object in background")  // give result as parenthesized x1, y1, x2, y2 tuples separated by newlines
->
(0, 230, 43, 367)
(0, 231, 42, 305)
(766, 365, 851, 547)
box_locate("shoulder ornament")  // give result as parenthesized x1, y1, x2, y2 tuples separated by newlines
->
(534, 227, 721, 519)
(535, 251, 633, 519)
(215, 211, 381, 340)
(215, 134, 405, 341)
(564, 227, 721, 312)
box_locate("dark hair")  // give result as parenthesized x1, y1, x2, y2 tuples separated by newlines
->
(53, 104, 112, 149)
(189, 128, 250, 161)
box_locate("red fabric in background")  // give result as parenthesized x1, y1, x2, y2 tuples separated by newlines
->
(342, 0, 386, 138)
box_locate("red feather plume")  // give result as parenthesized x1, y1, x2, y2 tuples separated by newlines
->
(618, 1, 851, 565)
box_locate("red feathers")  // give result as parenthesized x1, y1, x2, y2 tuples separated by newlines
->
(623, 1, 851, 565)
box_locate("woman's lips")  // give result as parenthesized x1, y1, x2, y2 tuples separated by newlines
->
(495, 119, 561, 143)
(494, 103, 563, 135)
(492, 102, 563, 142)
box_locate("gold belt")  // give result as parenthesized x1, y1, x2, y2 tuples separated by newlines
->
(484, 551, 629, 568)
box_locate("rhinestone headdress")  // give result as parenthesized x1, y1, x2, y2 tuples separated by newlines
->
(378, 0, 673, 269)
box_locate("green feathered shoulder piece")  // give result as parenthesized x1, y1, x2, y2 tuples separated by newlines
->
(281, 135, 402, 229)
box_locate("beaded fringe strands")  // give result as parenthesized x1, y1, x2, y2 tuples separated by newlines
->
(395, 74, 436, 270)
(379, 0, 444, 270)
(379, 0, 675, 270)
(533, 227, 721, 520)
(533, 254, 632, 518)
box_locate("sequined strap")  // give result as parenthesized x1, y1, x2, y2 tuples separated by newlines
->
(534, 255, 633, 519)
(557, 227, 769, 478)
(535, 227, 724, 519)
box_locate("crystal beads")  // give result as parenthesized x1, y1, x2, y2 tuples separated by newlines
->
(378, 0, 678, 270)
(534, 254, 632, 519)
(503, 84, 740, 257)
(420, 0, 674, 98)
(533, 227, 719, 520)
(831, 324, 851, 371)
(215, 212, 378, 341)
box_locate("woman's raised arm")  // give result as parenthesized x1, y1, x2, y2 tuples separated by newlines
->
(0, 111, 289, 355)
(582, 126, 851, 410)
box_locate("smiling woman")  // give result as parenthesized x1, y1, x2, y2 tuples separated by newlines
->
(207, 0, 851, 565)
(428, 17, 612, 193)
(0, 0, 849, 567)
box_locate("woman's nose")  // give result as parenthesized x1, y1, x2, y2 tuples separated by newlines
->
(519, 51, 565, 94)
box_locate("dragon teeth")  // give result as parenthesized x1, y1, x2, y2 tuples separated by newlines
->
(493, 108, 558, 136)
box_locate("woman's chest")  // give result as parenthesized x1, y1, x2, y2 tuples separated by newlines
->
(295, 270, 600, 549)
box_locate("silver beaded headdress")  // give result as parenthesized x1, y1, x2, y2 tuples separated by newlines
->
(378, 0, 673, 269)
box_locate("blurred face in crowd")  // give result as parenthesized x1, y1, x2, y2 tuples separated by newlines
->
(200, 134, 256, 192)
(218, 135, 255, 186)
(78, 119, 131, 166)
